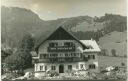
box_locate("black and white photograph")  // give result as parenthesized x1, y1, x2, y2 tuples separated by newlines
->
(1, 0, 127, 81)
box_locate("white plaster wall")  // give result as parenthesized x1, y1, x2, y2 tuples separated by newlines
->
(35, 61, 99, 73)
(83, 52, 99, 72)
(35, 62, 80, 73)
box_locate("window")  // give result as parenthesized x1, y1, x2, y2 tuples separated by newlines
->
(93, 55, 95, 59)
(89, 64, 95, 69)
(71, 53, 73, 57)
(51, 66, 56, 70)
(60, 54, 63, 57)
(80, 53, 82, 58)
(49, 42, 58, 47)
(64, 42, 74, 46)
(74, 53, 76, 57)
(64, 42, 70, 46)
(88, 55, 95, 59)
(68, 65, 72, 70)
(58, 42, 63, 46)
(65, 54, 68, 57)
(40, 54, 48, 59)
(40, 54, 43, 59)
(80, 64, 84, 69)
(49, 43, 54, 47)
(54, 42, 58, 47)
(40, 66, 44, 71)
(45, 66, 47, 71)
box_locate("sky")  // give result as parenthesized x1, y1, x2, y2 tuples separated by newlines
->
(2, 0, 127, 20)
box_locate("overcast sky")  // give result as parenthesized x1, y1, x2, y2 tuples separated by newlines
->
(2, 0, 127, 20)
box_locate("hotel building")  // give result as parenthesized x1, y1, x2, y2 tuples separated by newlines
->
(33, 26, 101, 77)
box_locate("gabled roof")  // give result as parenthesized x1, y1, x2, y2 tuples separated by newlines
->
(80, 39, 101, 52)
(35, 26, 88, 53)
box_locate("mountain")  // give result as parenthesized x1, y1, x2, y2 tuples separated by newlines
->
(1, 6, 47, 47)
(1, 6, 127, 56)
(1, 6, 93, 47)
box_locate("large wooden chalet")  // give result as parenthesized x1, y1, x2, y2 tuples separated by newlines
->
(33, 26, 101, 77)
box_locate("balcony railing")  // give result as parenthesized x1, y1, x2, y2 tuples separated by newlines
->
(38, 57, 82, 63)
(34, 56, 89, 63)
(39, 53, 81, 59)
(47, 46, 75, 52)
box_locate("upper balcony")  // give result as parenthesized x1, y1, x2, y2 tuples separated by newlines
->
(47, 42, 76, 52)
(47, 46, 75, 52)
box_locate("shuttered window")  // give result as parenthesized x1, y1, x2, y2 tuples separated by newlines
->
(40, 66, 44, 71)
(89, 64, 96, 69)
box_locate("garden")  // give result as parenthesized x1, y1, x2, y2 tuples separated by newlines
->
(2, 66, 127, 81)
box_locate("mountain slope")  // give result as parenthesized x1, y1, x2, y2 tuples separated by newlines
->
(99, 31, 127, 56)
(74, 20, 104, 32)
(1, 6, 46, 47)
(1, 6, 127, 57)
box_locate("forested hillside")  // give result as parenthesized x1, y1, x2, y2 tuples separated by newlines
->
(1, 6, 127, 56)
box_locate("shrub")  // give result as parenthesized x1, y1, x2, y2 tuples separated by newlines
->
(46, 70, 59, 77)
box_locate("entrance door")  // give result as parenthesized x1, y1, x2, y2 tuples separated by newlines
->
(59, 64, 64, 73)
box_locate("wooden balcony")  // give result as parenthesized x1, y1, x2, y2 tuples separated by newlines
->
(35, 53, 89, 63)
(39, 53, 81, 59)
(38, 57, 82, 63)
(47, 46, 75, 52)
(34, 55, 88, 63)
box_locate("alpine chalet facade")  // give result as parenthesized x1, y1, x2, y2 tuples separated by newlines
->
(34, 27, 101, 77)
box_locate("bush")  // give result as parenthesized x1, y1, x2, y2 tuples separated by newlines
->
(46, 70, 59, 77)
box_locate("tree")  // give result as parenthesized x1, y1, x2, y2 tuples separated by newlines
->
(18, 33, 34, 68)
(19, 33, 34, 52)
(4, 48, 33, 71)
(111, 49, 116, 57)
(4, 33, 34, 70)
(4, 51, 32, 70)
